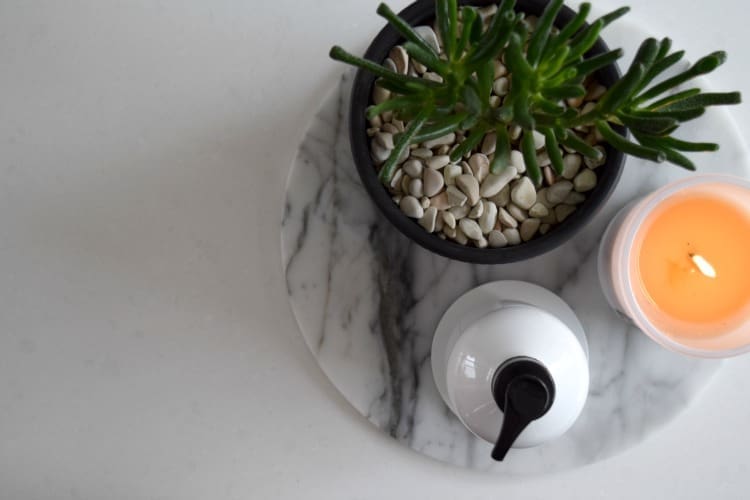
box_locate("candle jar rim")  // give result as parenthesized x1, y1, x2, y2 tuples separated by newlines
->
(617, 174, 750, 358)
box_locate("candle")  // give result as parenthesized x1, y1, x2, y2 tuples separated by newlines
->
(599, 175, 750, 357)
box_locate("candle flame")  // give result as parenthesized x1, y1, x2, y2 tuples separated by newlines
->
(690, 253, 717, 279)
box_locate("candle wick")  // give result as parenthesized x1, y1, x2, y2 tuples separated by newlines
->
(689, 253, 717, 279)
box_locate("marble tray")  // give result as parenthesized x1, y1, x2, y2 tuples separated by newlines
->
(281, 22, 748, 474)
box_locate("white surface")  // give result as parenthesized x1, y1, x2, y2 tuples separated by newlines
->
(1, 1, 749, 499)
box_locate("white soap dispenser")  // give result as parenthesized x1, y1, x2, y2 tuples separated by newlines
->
(431, 281, 590, 460)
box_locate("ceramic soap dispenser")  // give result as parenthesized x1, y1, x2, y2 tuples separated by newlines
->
(431, 281, 590, 461)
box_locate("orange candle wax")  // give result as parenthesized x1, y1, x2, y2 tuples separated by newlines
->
(600, 175, 750, 357)
(636, 191, 750, 333)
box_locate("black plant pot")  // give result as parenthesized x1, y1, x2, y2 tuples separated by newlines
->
(349, 0, 626, 264)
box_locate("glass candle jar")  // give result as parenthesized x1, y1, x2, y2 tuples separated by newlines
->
(598, 175, 750, 357)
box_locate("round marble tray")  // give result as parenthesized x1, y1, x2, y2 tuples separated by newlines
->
(281, 21, 747, 474)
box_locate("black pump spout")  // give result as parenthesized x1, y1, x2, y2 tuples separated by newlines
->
(490, 357, 555, 461)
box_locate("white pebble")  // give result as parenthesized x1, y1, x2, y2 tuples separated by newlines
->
(536, 188, 553, 208)
(449, 205, 470, 220)
(411, 148, 433, 159)
(382, 123, 399, 134)
(493, 77, 509, 96)
(489, 184, 510, 207)
(446, 185, 468, 207)
(480, 166, 517, 198)
(561, 154, 582, 179)
(493, 59, 507, 78)
(422, 168, 444, 197)
(372, 84, 390, 105)
(479, 201, 498, 234)
(409, 178, 423, 197)
(497, 206, 518, 228)
(442, 210, 456, 229)
(423, 133, 456, 149)
(468, 154, 490, 183)
(586, 83, 607, 101)
(584, 146, 607, 169)
(388, 45, 409, 74)
(371, 140, 391, 164)
(509, 125, 522, 141)
(547, 180, 574, 204)
(455, 174, 480, 206)
(565, 192, 586, 205)
(520, 218, 541, 241)
(475, 236, 489, 248)
(427, 155, 451, 170)
(401, 173, 411, 194)
(488, 230, 508, 248)
(454, 227, 468, 245)
(508, 203, 528, 222)
(420, 196, 430, 209)
(374, 132, 394, 150)
(430, 192, 450, 210)
(423, 72, 443, 83)
(443, 164, 462, 186)
(400, 195, 423, 219)
(402, 159, 423, 178)
(529, 203, 549, 218)
(419, 207, 438, 233)
(459, 218, 483, 241)
(443, 225, 457, 239)
(481, 132, 497, 155)
(539, 223, 551, 235)
(510, 177, 537, 210)
(509, 150, 526, 174)
(503, 228, 522, 245)
(460, 161, 472, 175)
(414, 26, 440, 53)
(469, 201, 484, 219)
(574, 169, 597, 192)
(389, 169, 404, 191)
(555, 204, 576, 222)
(532, 130, 546, 150)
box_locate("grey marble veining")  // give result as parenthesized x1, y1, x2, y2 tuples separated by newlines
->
(281, 24, 748, 473)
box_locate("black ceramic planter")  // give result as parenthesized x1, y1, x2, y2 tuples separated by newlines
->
(349, 0, 626, 264)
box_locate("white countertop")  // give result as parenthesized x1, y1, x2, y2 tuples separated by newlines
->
(1, 1, 749, 498)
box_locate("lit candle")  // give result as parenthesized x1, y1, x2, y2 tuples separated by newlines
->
(599, 175, 750, 357)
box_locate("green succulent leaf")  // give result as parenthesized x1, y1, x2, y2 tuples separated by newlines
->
(376, 3, 440, 58)
(410, 112, 469, 143)
(637, 51, 727, 102)
(560, 132, 603, 159)
(378, 107, 432, 183)
(570, 48, 623, 77)
(526, 0, 564, 67)
(449, 126, 488, 162)
(456, 7, 479, 55)
(491, 125, 512, 173)
(596, 121, 665, 162)
(542, 128, 565, 175)
(328, 1, 740, 191)
(658, 91, 741, 111)
(545, 2, 591, 55)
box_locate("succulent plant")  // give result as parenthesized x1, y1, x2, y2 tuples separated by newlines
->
(329, 0, 741, 186)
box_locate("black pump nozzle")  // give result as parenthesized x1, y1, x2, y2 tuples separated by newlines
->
(490, 357, 555, 461)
